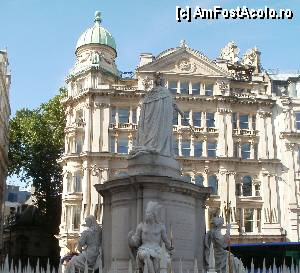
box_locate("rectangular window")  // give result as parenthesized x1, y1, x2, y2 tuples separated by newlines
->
(232, 113, 237, 129)
(192, 112, 201, 127)
(73, 206, 81, 231)
(173, 110, 178, 125)
(118, 108, 129, 124)
(181, 140, 191, 157)
(118, 138, 128, 154)
(180, 82, 189, 95)
(173, 139, 179, 156)
(169, 81, 178, 94)
(233, 142, 239, 158)
(252, 114, 256, 130)
(111, 107, 116, 123)
(244, 208, 254, 232)
(132, 109, 137, 124)
(207, 142, 216, 157)
(194, 141, 203, 157)
(192, 83, 200, 95)
(75, 137, 83, 154)
(240, 114, 249, 129)
(254, 143, 258, 159)
(75, 109, 84, 123)
(295, 112, 300, 130)
(206, 113, 215, 128)
(257, 209, 262, 233)
(181, 111, 190, 126)
(241, 143, 251, 159)
(74, 173, 82, 192)
(205, 83, 214, 96)
(110, 136, 116, 153)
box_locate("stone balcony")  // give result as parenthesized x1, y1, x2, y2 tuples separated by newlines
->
(109, 123, 138, 131)
(64, 121, 85, 133)
(233, 128, 258, 136)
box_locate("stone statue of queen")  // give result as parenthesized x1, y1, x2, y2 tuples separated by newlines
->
(130, 73, 184, 159)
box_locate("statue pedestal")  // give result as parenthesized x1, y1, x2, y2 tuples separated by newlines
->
(128, 154, 181, 179)
(95, 175, 211, 273)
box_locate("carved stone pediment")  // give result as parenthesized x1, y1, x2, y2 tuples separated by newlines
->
(137, 47, 231, 77)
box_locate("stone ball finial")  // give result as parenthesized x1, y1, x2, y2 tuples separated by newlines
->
(94, 11, 102, 24)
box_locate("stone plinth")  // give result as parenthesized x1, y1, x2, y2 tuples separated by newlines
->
(95, 175, 211, 273)
(128, 154, 181, 179)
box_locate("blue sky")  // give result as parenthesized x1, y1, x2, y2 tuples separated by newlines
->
(1, 0, 299, 187)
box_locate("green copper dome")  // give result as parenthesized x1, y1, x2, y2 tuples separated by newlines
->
(76, 11, 116, 52)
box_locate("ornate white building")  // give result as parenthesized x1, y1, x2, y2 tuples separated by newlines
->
(0, 50, 11, 252)
(58, 12, 300, 255)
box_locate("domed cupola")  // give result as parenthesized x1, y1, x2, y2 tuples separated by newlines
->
(76, 11, 117, 55)
(72, 11, 119, 77)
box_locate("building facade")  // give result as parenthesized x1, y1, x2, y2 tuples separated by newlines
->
(58, 12, 300, 255)
(0, 50, 11, 253)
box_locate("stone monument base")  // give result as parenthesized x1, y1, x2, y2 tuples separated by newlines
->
(95, 175, 211, 273)
(127, 154, 181, 178)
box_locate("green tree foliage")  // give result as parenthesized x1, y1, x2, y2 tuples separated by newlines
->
(8, 88, 66, 232)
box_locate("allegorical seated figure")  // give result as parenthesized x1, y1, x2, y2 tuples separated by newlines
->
(204, 216, 246, 273)
(66, 215, 102, 273)
(128, 201, 174, 273)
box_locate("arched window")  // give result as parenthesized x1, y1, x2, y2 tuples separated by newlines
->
(208, 175, 218, 195)
(195, 175, 204, 186)
(67, 173, 72, 193)
(74, 171, 82, 192)
(242, 176, 252, 196)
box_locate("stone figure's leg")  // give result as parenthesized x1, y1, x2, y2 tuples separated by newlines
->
(153, 258, 160, 273)
(138, 250, 155, 273)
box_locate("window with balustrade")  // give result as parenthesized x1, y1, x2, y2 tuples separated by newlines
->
(168, 80, 177, 94)
(173, 111, 178, 125)
(205, 83, 214, 96)
(110, 136, 116, 153)
(74, 171, 82, 192)
(67, 173, 72, 193)
(173, 139, 179, 156)
(180, 81, 189, 95)
(208, 175, 218, 195)
(194, 141, 203, 157)
(206, 113, 215, 128)
(244, 208, 254, 232)
(242, 176, 252, 196)
(181, 139, 191, 156)
(118, 108, 130, 124)
(192, 112, 201, 127)
(195, 175, 204, 186)
(192, 82, 200, 95)
(181, 111, 190, 126)
(240, 114, 249, 129)
(207, 142, 216, 157)
(118, 137, 129, 154)
(232, 113, 237, 129)
(73, 206, 82, 231)
(241, 143, 251, 159)
(132, 109, 137, 124)
(75, 137, 83, 154)
(182, 174, 191, 183)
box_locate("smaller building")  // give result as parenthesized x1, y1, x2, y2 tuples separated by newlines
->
(0, 50, 11, 253)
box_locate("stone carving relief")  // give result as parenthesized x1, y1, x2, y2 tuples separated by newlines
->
(128, 201, 174, 273)
(217, 81, 230, 95)
(241, 48, 258, 66)
(142, 76, 153, 91)
(219, 41, 240, 64)
(177, 58, 195, 72)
